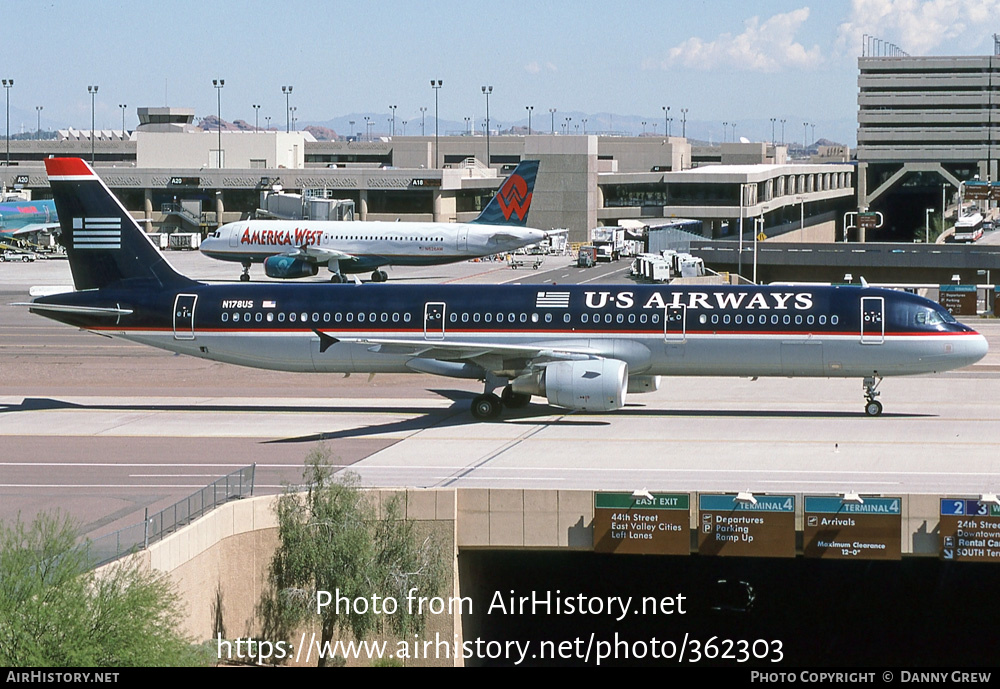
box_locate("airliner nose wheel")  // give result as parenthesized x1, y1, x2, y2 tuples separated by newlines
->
(240, 262, 251, 282)
(863, 375, 883, 416)
(471, 393, 503, 420)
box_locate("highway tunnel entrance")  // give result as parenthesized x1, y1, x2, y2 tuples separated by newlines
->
(458, 550, 998, 666)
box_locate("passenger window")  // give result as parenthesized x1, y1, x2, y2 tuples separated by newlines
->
(312, 313, 319, 323)
(278, 313, 285, 322)
(831, 315, 839, 325)
(289, 313, 297, 322)
(771, 315, 779, 325)
(747, 315, 755, 325)
(381, 313, 388, 322)
(473, 313, 480, 323)
(582, 313, 589, 324)
(520, 313, 527, 323)
(605, 314, 612, 324)
(807, 315, 814, 325)
(485, 313, 492, 323)
(544, 313, 552, 323)
(370, 313, 376, 322)
(256, 313, 263, 322)
(531, 313, 539, 323)
(563, 314, 571, 323)
(393, 313, 400, 322)
(819, 315, 827, 325)
(335, 313, 342, 322)
(794, 315, 801, 325)
(403, 313, 411, 323)
(222, 313, 229, 322)
(358, 313, 365, 322)
(323, 313, 330, 323)
(617, 314, 625, 323)
(711, 314, 718, 324)
(723, 314, 730, 324)
(640, 314, 647, 324)
(735, 314, 743, 324)
(651, 314, 660, 324)
(267, 313, 274, 323)
(300, 313, 308, 322)
(699, 314, 707, 324)
(449, 313, 457, 323)
(346, 313, 353, 322)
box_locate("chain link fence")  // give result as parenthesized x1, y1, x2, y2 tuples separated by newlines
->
(88, 464, 255, 567)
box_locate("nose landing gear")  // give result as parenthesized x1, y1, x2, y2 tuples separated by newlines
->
(240, 261, 251, 282)
(863, 375, 883, 416)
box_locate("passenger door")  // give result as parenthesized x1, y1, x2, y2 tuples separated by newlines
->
(664, 304, 686, 342)
(424, 302, 446, 340)
(173, 294, 197, 340)
(860, 296, 884, 345)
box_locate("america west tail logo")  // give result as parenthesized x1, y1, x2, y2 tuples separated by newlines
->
(498, 174, 532, 222)
(471, 160, 539, 227)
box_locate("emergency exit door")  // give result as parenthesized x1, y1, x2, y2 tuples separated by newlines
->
(860, 297, 884, 345)
(424, 302, 446, 340)
(173, 294, 197, 340)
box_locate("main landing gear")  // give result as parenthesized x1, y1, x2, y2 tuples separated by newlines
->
(863, 375, 883, 417)
(370, 269, 389, 282)
(470, 383, 531, 420)
(240, 261, 251, 282)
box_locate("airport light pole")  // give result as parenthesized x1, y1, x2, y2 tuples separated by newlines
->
(282, 85, 293, 132)
(213, 79, 224, 168)
(582, 118, 587, 134)
(348, 120, 354, 139)
(119, 103, 127, 140)
(681, 108, 688, 138)
(401, 120, 407, 136)
(265, 116, 271, 130)
(2, 79, 11, 166)
(252, 104, 260, 132)
(722, 122, 728, 142)
(803, 121, 808, 152)
(525, 105, 533, 135)
(389, 104, 396, 137)
(363, 115, 370, 141)
(291, 107, 298, 131)
(549, 108, 556, 134)
(641, 120, 646, 136)
(780, 119, 786, 145)
(419, 107, 427, 136)
(565, 116, 571, 136)
(88, 84, 98, 166)
(926, 207, 935, 243)
(662, 105, 669, 136)
(35, 105, 42, 141)
(431, 80, 442, 168)
(464, 116, 470, 135)
(770, 117, 776, 146)
(730, 122, 736, 141)
(481, 86, 492, 166)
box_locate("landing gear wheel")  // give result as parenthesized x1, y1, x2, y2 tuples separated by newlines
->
(865, 400, 883, 417)
(500, 385, 530, 409)
(471, 393, 503, 420)
(239, 273, 250, 282)
(331, 273, 345, 283)
(378, 270, 388, 282)
(862, 375, 883, 417)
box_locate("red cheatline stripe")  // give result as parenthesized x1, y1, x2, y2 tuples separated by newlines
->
(45, 158, 94, 177)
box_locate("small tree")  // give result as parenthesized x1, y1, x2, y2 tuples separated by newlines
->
(261, 446, 448, 666)
(0, 511, 206, 666)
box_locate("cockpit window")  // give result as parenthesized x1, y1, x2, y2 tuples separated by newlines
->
(916, 308, 956, 326)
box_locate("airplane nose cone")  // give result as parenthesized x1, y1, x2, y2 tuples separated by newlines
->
(967, 333, 989, 366)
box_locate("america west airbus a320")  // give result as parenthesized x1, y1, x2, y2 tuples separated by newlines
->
(199, 160, 548, 283)
(24, 158, 988, 420)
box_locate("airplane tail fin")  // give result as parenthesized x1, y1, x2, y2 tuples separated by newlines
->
(470, 160, 539, 226)
(44, 158, 192, 291)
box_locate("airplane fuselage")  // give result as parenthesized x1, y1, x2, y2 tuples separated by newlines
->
(34, 281, 987, 379)
(200, 220, 547, 273)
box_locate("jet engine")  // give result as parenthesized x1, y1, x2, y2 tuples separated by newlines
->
(627, 375, 661, 393)
(511, 358, 628, 412)
(263, 255, 319, 279)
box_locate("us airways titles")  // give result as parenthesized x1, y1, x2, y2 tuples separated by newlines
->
(583, 290, 814, 311)
(240, 227, 323, 247)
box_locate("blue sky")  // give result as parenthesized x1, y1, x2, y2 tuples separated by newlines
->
(4, 0, 999, 145)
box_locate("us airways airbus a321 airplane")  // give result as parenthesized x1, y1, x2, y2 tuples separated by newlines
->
(24, 158, 988, 420)
(198, 160, 547, 283)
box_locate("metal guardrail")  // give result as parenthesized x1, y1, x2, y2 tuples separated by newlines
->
(88, 465, 256, 568)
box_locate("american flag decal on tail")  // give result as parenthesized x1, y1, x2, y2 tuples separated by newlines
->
(535, 291, 570, 308)
(72, 217, 122, 250)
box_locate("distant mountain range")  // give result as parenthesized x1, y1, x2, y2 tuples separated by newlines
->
(195, 113, 848, 149)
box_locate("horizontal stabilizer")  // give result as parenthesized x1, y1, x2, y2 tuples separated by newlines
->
(13, 302, 133, 317)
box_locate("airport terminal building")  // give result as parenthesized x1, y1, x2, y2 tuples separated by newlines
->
(2, 107, 853, 245)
